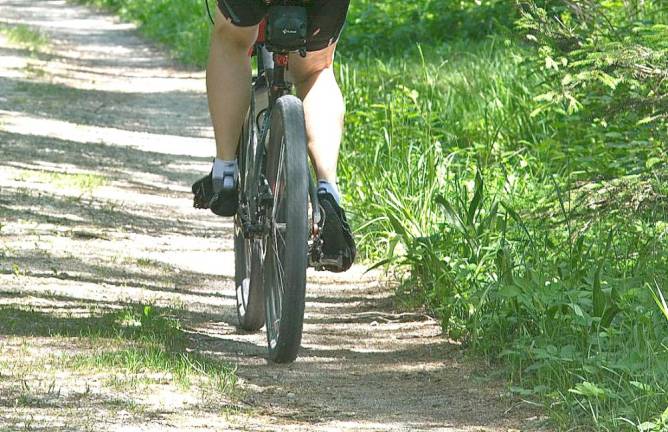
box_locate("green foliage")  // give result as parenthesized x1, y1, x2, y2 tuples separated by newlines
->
(340, 1, 668, 429)
(339, 39, 538, 257)
(343, 0, 517, 53)
(516, 0, 668, 177)
(652, 284, 668, 323)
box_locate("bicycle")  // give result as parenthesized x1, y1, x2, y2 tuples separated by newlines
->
(233, 4, 331, 364)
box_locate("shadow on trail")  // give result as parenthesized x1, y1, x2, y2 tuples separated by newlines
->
(0, 290, 235, 327)
(0, 269, 511, 431)
(0, 44, 169, 71)
(0, 130, 208, 187)
(0, 76, 210, 138)
(192, 318, 504, 429)
(0, 289, 497, 430)
(0, 252, 235, 302)
(0, 182, 212, 236)
(0, 300, 238, 426)
(0, 298, 237, 343)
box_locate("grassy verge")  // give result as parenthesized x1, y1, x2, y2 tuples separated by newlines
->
(340, 38, 667, 430)
(0, 304, 237, 398)
(62, 0, 668, 429)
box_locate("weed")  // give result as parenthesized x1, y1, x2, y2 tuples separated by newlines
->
(11, 263, 24, 278)
(104, 374, 166, 392)
(135, 258, 152, 267)
(23, 62, 47, 78)
(14, 379, 61, 408)
(650, 282, 668, 323)
(0, 24, 49, 52)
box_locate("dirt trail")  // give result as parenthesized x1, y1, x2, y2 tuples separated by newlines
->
(0, 1, 542, 431)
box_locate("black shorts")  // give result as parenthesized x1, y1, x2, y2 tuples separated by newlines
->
(217, 0, 350, 51)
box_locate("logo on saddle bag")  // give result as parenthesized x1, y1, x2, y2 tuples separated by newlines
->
(266, 6, 308, 52)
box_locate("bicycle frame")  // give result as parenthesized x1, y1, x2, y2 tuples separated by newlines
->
(238, 13, 321, 243)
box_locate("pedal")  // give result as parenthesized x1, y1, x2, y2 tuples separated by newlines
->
(308, 232, 344, 271)
(319, 256, 343, 268)
(311, 254, 344, 272)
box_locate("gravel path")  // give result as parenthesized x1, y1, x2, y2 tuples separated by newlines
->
(0, 1, 542, 430)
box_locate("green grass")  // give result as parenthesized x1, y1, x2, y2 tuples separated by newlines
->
(0, 305, 238, 397)
(340, 37, 668, 429)
(338, 39, 539, 258)
(0, 23, 49, 52)
(71, 345, 236, 393)
(16, 170, 108, 193)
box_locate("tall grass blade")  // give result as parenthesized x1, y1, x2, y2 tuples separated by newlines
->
(650, 282, 668, 322)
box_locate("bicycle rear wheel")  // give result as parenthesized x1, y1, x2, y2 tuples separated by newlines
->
(263, 95, 308, 363)
(234, 230, 265, 331)
(234, 94, 265, 332)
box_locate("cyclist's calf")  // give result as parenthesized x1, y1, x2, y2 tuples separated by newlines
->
(287, 45, 344, 184)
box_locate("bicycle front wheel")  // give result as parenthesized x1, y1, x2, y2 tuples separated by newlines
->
(263, 95, 309, 363)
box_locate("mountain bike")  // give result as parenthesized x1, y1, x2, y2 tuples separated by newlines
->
(233, 5, 327, 364)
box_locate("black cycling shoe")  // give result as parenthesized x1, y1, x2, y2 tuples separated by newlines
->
(192, 170, 238, 217)
(316, 190, 356, 272)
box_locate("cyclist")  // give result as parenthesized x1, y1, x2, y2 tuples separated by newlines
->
(192, 0, 355, 272)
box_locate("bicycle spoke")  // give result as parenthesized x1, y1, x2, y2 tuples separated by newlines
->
(268, 139, 287, 347)
(271, 140, 286, 222)
(271, 248, 283, 342)
(272, 235, 285, 298)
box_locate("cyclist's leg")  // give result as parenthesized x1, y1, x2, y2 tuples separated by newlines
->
(289, 46, 343, 189)
(288, 0, 350, 191)
(290, 45, 356, 271)
(195, 4, 262, 215)
(207, 6, 261, 161)
(289, 0, 354, 271)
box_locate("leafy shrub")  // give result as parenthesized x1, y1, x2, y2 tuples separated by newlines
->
(517, 0, 668, 177)
(342, 1, 668, 429)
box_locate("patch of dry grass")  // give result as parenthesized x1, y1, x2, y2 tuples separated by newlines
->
(0, 303, 239, 425)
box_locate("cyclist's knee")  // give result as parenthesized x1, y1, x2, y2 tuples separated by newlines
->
(211, 8, 258, 52)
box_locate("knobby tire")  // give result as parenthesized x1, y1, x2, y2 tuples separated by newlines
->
(263, 95, 308, 363)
